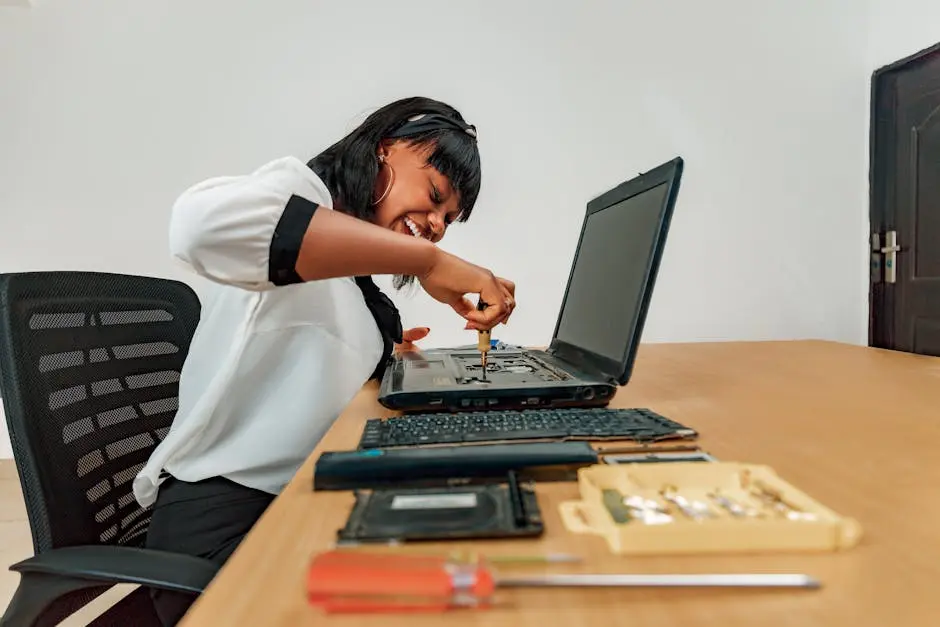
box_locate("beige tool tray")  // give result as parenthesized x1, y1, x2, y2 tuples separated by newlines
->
(558, 462, 862, 556)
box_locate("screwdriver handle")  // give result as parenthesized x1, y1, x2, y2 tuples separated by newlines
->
(307, 550, 496, 613)
(476, 299, 491, 353)
(477, 329, 491, 352)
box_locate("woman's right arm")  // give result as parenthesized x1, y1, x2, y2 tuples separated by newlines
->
(169, 156, 437, 290)
(168, 156, 513, 327)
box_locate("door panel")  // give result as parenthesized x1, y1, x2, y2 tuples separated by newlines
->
(871, 45, 940, 357)
(913, 108, 940, 278)
(913, 318, 940, 356)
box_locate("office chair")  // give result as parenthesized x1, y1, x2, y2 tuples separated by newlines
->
(0, 272, 219, 627)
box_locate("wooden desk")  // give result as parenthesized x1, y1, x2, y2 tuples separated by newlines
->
(179, 341, 940, 627)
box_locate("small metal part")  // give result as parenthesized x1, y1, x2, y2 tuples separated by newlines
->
(622, 495, 673, 525)
(708, 491, 760, 518)
(497, 572, 822, 589)
(872, 231, 901, 283)
(871, 233, 882, 283)
(750, 481, 817, 521)
(659, 485, 715, 520)
(881, 230, 901, 284)
(623, 495, 670, 514)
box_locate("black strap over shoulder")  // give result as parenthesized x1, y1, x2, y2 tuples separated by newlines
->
(354, 276, 403, 381)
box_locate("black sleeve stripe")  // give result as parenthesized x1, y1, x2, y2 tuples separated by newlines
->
(268, 194, 319, 286)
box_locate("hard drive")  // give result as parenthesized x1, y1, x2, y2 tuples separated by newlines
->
(336, 475, 544, 544)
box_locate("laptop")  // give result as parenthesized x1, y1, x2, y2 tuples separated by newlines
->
(378, 156, 684, 413)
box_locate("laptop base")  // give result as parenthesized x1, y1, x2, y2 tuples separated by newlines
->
(378, 349, 615, 413)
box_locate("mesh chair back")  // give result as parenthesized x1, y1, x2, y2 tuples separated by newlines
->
(0, 272, 200, 555)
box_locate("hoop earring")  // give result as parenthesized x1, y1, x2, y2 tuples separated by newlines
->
(372, 159, 395, 206)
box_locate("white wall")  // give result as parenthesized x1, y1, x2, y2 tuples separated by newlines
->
(0, 0, 871, 457)
(867, 0, 940, 70)
(0, 406, 8, 458)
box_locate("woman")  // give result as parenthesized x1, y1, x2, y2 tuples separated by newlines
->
(134, 96, 515, 625)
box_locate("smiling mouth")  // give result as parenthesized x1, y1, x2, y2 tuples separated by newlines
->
(404, 217, 429, 240)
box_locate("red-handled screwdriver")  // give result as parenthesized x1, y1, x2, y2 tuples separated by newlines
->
(306, 550, 820, 614)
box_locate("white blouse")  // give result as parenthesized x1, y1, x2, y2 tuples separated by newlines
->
(133, 156, 385, 508)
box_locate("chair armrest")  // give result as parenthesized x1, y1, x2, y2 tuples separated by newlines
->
(9, 545, 220, 594)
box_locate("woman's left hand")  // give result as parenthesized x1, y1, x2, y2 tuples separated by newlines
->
(395, 327, 430, 354)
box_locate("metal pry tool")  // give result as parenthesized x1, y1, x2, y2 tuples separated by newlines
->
(476, 299, 491, 376)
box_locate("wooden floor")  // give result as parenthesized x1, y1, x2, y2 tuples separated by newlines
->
(0, 460, 30, 616)
(0, 459, 134, 625)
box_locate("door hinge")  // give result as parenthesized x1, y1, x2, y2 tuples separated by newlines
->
(871, 230, 901, 283)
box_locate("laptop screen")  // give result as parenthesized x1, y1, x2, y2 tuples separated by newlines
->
(552, 181, 671, 366)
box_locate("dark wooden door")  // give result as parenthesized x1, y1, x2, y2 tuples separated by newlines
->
(871, 45, 940, 356)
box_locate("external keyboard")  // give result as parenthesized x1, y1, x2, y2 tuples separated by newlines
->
(357, 407, 697, 449)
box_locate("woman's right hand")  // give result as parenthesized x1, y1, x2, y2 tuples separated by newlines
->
(418, 249, 516, 331)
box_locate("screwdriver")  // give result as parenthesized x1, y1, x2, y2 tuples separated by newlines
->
(306, 550, 821, 614)
(476, 299, 490, 376)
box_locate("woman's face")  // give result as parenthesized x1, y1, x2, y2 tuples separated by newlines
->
(371, 140, 462, 244)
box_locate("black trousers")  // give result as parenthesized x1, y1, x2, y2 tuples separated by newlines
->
(144, 475, 275, 626)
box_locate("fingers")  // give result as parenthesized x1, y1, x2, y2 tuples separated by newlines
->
(451, 296, 477, 318)
(498, 278, 515, 298)
(395, 341, 423, 355)
(448, 274, 517, 331)
(396, 327, 430, 355)
(480, 285, 515, 327)
(393, 341, 411, 355)
(401, 327, 430, 342)
(458, 288, 511, 331)
(460, 306, 503, 329)
(497, 278, 516, 324)
(395, 342, 426, 357)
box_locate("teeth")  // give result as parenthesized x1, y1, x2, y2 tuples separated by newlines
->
(404, 217, 424, 239)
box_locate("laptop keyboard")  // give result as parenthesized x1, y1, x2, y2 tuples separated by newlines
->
(357, 407, 697, 449)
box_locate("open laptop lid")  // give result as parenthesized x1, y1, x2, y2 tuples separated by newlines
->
(546, 157, 684, 385)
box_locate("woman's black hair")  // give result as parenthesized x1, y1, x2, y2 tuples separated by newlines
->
(308, 96, 481, 224)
